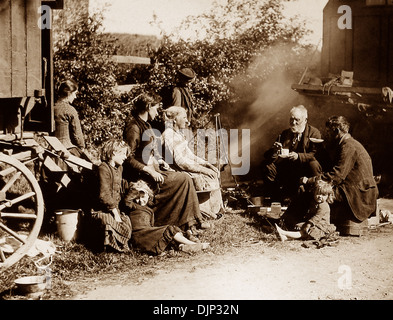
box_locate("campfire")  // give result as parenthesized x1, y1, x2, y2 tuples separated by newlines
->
(222, 181, 267, 210)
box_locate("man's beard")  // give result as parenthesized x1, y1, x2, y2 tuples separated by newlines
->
(290, 124, 306, 134)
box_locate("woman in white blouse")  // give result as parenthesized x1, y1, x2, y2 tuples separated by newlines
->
(161, 106, 224, 219)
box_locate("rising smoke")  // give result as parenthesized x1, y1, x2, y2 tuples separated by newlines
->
(225, 43, 313, 179)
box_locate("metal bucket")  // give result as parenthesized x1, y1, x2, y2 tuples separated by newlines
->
(55, 209, 80, 242)
(339, 218, 368, 236)
(14, 275, 46, 295)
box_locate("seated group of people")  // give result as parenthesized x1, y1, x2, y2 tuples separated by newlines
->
(87, 92, 224, 255)
(52, 73, 223, 255)
(53, 76, 379, 253)
(261, 105, 379, 241)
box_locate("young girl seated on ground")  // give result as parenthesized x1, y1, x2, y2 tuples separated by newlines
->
(89, 139, 132, 252)
(275, 179, 336, 242)
(125, 180, 210, 255)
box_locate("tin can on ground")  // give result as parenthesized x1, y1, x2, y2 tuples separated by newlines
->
(259, 207, 268, 216)
(270, 202, 282, 219)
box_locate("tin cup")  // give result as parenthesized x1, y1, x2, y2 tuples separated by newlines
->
(270, 202, 282, 219)
(280, 148, 289, 156)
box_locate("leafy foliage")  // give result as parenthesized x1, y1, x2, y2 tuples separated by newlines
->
(53, 6, 133, 148)
(53, 0, 313, 148)
(129, 0, 312, 129)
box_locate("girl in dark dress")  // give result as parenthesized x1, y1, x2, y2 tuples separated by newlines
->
(90, 139, 132, 252)
(126, 180, 210, 255)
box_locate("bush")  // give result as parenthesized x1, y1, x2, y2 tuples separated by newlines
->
(53, 0, 312, 150)
(126, 0, 312, 129)
(53, 8, 133, 149)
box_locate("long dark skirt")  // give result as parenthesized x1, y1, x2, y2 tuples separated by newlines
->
(131, 224, 181, 255)
(152, 171, 203, 230)
(124, 168, 203, 230)
(128, 201, 187, 255)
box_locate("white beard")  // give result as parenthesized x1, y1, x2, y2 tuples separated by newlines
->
(290, 123, 306, 134)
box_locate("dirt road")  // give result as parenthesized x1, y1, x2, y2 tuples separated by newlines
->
(74, 223, 393, 300)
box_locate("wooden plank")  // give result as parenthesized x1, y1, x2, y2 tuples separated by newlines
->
(328, 16, 347, 75)
(67, 155, 93, 170)
(10, 151, 33, 162)
(43, 156, 65, 172)
(0, 213, 37, 219)
(43, 135, 68, 152)
(111, 55, 151, 65)
(43, 136, 93, 170)
(0, 0, 12, 97)
(11, 0, 27, 97)
(42, 0, 64, 9)
(291, 84, 382, 95)
(42, 25, 55, 132)
(353, 15, 382, 83)
(26, 0, 41, 96)
(0, 131, 35, 141)
(388, 16, 393, 83)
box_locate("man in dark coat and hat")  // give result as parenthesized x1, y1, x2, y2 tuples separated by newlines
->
(170, 67, 196, 124)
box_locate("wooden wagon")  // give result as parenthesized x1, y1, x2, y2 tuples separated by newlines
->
(0, 0, 93, 269)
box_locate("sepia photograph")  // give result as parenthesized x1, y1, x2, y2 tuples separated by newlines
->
(0, 0, 392, 308)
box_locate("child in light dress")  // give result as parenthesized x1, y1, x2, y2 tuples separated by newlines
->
(276, 180, 336, 242)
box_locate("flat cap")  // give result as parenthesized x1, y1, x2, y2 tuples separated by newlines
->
(178, 67, 196, 79)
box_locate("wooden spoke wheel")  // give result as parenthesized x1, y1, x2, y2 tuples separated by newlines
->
(0, 153, 44, 269)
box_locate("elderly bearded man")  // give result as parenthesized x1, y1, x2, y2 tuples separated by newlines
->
(261, 105, 323, 202)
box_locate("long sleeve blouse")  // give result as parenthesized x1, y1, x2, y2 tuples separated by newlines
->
(123, 113, 163, 172)
(54, 100, 85, 150)
(98, 162, 125, 211)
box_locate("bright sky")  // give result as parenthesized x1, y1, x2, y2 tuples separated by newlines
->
(89, 0, 329, 45)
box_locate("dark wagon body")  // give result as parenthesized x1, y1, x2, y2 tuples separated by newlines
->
(291, 0, 393, 196)
(0, 0, 82, 269)
(0, 0, 64, 135)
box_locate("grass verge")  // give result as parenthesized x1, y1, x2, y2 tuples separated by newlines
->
(0, 209, 279, 300)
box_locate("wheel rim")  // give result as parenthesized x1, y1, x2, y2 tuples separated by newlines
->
(0, 153, 44, 269)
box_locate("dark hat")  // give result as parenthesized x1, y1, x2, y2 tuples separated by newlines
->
(178, 67, 196, 79)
